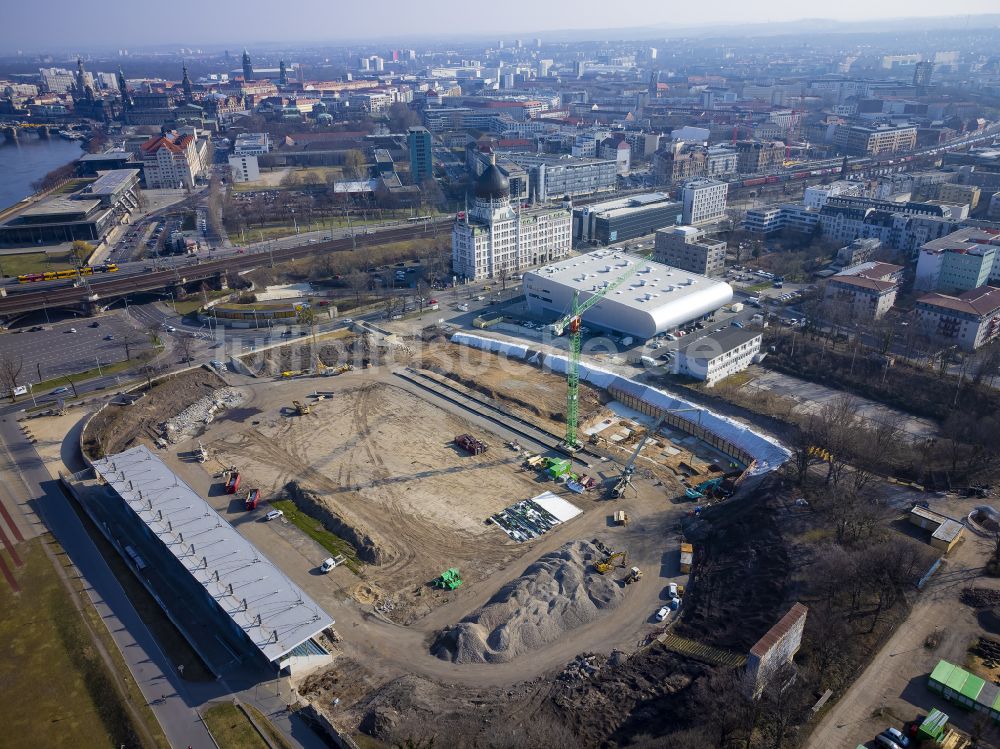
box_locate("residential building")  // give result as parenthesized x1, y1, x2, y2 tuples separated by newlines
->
(572, 193, 682, 245)
(675, 328, 762, 386)
(823, 261, 904, 319)
(743, 203, 820, 235)
(228, 153, 260, 183)
(836, 238, 882, 267)
(915, 286, 1000, 351)
(522, 249, 733, 339)
(654, 225, 727, 276)
(937, 183, 981, 211)
(803, 180, 865, 209)
(233, 132, 270, 156)
(733, 140, 785, 174)
(451, 157, 571, 281)
(653, 142, 706, 183)
(39, 67, 76, 93)
(917, 227, 1000, 286)
(139, 131, 206, 189)
(704, 146, 738, 178)
(833, 123, 917, 156)
(680, 178, 728, 226)
(407, 126, 433, 184)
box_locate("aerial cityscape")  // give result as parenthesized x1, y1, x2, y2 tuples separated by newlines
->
(3, 3, 1000, 748)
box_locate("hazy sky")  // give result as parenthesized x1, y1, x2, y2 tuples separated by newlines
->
(2, 0, 999, 51)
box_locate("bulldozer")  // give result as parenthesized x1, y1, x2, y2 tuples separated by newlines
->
(595, 550, 628, 575)
(293, 400, 311, 415)
(623, 566, 643, 585)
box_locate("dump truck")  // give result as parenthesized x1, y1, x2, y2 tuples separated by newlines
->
(455, 434, 487, 455)
(294, 400, 311, 415)
(224, 471, 241, 494)
(624, 566, 642, 585)
(245, 488, 260, 511)
(614, 510, 629, 526)
(595, 551, 628, 574)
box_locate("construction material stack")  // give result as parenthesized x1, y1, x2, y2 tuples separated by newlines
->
(455, 434, 488, 455)
(680, 542, 694, 573)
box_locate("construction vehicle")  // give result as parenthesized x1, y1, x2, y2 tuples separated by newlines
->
(293, 400, 311, 415)
(610, 413, 667, 499)
(614, 510, 629, 526)
(434, 568, 463, 590)
(551, 252, 653, 451)
(281, 370, 301, 379)
(595, 550, 628, 575)
(244, 488, 260, 511)
(196, 441, 208, 463)
(330, 363, 353, 375)
(224, 470, 241, 494)
(684, 476, 725, 500)
(624, 566, 643, 585)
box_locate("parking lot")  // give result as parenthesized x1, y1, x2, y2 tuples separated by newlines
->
(0, 313, 152, 392)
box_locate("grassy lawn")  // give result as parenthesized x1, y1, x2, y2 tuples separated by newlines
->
(0, 536, 145, 748)
(202, 702, 278, 749)
(49, 178, 92, 196)
(0, 250, 76, 278)
(270, 499, 361, 573)
(246, 704, 295, 749)
(173, 290, 230, 315)
(33, 356, 146, 395)
(745, 281, 773, 293)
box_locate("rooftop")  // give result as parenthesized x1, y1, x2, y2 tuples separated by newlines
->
(575, 192, 672, 214)
(21, 196, 101, 219)
(920, 226, 1000, 254)
(835, 261, 904, 280)
(91, 445, 333, 664)
(679, 327, 763, 359)
(918, 285, 1000, 317)
(526, 250, 732, 312)
(749, 602, 808, 658)
(85, 169, 140, 196)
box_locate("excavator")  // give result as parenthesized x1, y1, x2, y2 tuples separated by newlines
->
(610, 413, 667, 499)
(595, 550, 628, 575)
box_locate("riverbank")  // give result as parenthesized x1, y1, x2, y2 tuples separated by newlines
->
(0, 137, 84, 211)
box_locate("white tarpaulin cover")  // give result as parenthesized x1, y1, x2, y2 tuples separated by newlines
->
(451, 332, 791, 474)
(531, 491, 583, 523)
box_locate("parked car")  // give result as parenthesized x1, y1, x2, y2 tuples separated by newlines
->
(89, 322, 100, 328)
(883, 728, 909, 747)
(655, 606, 669, 622)
(104, 334, 114, 340)
(68, 327, 77, 334)
(265, 509, 284, 521)
(667, 582, 679, 598)
(320, 557, 339, 573)
(874, 735, 902, 749)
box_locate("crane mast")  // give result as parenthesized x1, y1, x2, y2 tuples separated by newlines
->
(552, 252, 651, 451)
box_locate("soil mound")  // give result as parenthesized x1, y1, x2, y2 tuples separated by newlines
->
(431, 540, 624, 664)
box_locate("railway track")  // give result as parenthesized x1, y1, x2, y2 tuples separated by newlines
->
(0, 219, 450, 316)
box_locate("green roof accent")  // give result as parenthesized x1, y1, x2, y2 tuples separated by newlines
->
(930, 659, 986, 700)
(918, 708, 949, 740)
(930, 659, 957, 685)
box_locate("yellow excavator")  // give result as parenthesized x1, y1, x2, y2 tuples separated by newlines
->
(595, 550, 628, 575)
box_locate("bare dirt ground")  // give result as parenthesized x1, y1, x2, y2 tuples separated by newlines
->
(82, 368, 228, 458)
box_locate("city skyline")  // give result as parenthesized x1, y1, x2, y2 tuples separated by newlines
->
(2, 1, 1000, 51)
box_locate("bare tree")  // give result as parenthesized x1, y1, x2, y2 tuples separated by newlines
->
(347, 270, 369, 305)
(0, 355, 24, 402)
(120, 334, 134, 361)
(176, 334, 195, 364)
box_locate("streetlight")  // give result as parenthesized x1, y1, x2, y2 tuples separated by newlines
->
(95, 357, 103, 376)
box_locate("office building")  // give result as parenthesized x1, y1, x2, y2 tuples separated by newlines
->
(680, 178, 728, 226)
(0, 169, 141, 246)
(408, 126, 433, 184)
(834, 123, 917, 156)
(823, 262, 904, 319)
(573, 193, 682, 245)
(228, 153, 260, 183)
(451, 157, 571, 281)
(233, 132, 270, 156)
(522, 250, 733, 339)
(913, 61, 935, 87)
(803, 181, 865, 209)
(915, 286, 1000, 351)
(505, 154, 618, 201)
(916, 227, 1000, 286)
(139, 131, 206, 189)
(675, 328, 762, 386)
(915, 237, 996, 293)
(654, 226, 727, 276)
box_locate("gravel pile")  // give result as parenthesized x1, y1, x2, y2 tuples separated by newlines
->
(162, 387, 247, 443)
(431, 540, 624, 664)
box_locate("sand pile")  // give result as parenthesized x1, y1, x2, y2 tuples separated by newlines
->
(431, 540, 624, 664)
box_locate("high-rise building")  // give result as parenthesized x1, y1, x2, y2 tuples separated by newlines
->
(278, 60, 288, 86)
(181, 65, 193, 101)
(242, 49, 254, 81)
(913, 61, 935, 87)
(452, 156, 572, 281)
(680, 178, 729, 225)
(408, 126, 433, 184)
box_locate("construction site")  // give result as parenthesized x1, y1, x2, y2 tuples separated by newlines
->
(80, 320, 789, 747)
